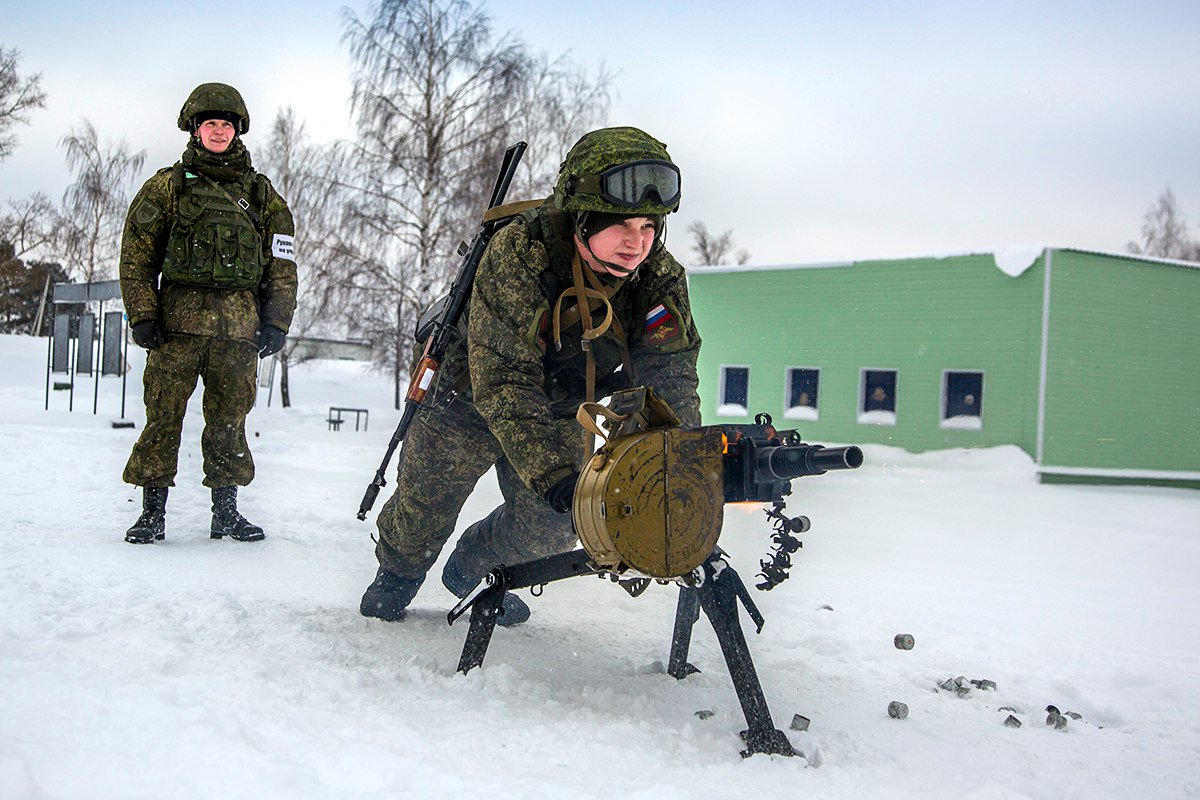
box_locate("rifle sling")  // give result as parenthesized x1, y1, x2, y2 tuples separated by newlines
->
(482, 198, 544, 225)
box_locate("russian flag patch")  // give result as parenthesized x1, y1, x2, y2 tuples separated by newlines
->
(646, 303, 670, 330)
(644, 302, 681, 345)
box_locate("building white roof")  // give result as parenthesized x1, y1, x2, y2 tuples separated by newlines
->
(687, 246, 1200, 279)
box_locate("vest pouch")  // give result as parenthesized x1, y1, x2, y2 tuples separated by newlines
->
(207, 221, 262, 288)
(162, 174, 266, 290)
(161, 193, 204, 285)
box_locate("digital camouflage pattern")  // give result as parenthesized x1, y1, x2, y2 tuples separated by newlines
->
(374, 199, 701, 578)
(177, 82, 250, 133)
(119, 139, 297, 342)
(374, 396, 583, 582)
(123, 335, 258, 488)
(120, 122, 297, 489)
(159, 172, 268, 290)
(553, 126, 679, 216)
(467, 200, 701, 496)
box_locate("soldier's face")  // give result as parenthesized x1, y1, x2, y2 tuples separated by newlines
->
(196, 119, 236, 154)
(577, 217, 657, 276)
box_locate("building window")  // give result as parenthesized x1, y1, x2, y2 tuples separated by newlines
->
(859, 369, 897, 426)
(942, 370, 983, 430)
(718, 365, 750, 416)
(785, 367, 820, 421)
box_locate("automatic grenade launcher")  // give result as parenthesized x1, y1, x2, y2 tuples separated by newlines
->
(571, 389, 862, 588)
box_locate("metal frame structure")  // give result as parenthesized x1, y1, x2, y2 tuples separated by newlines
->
(448, 547, 798, 759)
(43, 280, 130, 423)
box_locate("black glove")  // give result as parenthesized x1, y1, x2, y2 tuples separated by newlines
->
(545, 471, 580, 514)
(257, 325, 287, 358)
(130, 320, 165, 350)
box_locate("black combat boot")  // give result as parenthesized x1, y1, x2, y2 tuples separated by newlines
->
(441, 552, 530, 627)
(210, 486, 265, 542)
(125, 487, 168, 544)
(360, 567, 425, 621)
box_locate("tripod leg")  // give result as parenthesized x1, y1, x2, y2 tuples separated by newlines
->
(667, 586, 701, 679)
(697, 568, 796, 758)
(456, 587, 503, 674)
(454, 549, 599, 675)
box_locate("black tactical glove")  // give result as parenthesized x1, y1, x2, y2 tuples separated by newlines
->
(545, 471, 581, 514)
(257, 325, 287, 359)
(130, 320, 165, 350)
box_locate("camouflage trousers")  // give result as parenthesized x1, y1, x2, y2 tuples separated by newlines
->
(123, 334, 258, 489)
(374, 395, 584, 584)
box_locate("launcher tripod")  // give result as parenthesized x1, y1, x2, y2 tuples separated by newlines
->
(448, 546, 797, 758)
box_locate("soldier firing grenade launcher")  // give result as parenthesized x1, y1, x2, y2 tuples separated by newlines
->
(448, 392, 863, 758)
(357, 140, 528, 521)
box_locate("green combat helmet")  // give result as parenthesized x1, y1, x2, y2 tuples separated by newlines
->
(554, 126, 681, 217)
(177, 82, 250, 135)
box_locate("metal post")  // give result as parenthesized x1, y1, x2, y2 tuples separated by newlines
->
(44, 331, 51, 411)
(68, 332, 76, 413)
(93, 301, 102, 415)
(120, 315, 129, 421)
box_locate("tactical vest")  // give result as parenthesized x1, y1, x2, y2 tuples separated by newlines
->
(161, 168, 268, 290)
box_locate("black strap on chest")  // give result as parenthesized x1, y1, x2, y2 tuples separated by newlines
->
(171, 163, 264, 232)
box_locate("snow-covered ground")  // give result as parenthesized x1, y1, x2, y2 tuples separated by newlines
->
(2, 332, 1198, 799)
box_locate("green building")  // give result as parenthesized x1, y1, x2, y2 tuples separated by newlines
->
(688, 247, 1200, 487)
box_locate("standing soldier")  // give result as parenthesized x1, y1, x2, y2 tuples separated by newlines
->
(120, 82, 298, 544)
(360, 126, 701, 625)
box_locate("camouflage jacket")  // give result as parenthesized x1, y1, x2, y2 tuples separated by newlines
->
(119, 142, 298, 342)
(465, 200, 702, 497)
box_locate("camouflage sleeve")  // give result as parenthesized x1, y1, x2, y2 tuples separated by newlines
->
(118, 171, 173, 326)
(630, 248, 703, 426)
(257, 179, 298, 332)
(468, 224, 580, 497)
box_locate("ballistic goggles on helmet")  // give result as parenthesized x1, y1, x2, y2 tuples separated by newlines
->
(572, 159, 681, 210)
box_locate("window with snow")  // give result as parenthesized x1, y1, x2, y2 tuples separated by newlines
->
(941, 370, 983, 430)
(858, 369, 897, 426)
(718, 365, 750, 416)
(785, 367, 820, 421)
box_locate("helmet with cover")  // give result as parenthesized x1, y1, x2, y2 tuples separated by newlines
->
(553, 127, 681, 217)
(177, 83, 251, 135)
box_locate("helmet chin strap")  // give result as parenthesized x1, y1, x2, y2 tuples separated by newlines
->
(574, 215, 640, 278)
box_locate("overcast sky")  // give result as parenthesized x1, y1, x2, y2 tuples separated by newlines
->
(3, 0, 1198, 265)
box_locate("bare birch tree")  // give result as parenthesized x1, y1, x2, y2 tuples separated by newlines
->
(1, 194, 62, 335)
(0, 193, 59, 261)
(58, 120, 146, 282)
(687, 220, 750, 266)
(338, 0, 521, 374)
(507, 53, 612, 200)
(258, 106, 350, 407)
(0, 45, 47, 163)
(1127, 188, 1200, 260)
(335, 0, 610, 389)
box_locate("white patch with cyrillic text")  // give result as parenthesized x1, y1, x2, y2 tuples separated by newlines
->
(271, 234, 296, 260)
